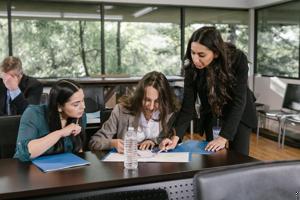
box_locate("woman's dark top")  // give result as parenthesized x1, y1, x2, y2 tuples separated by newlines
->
(175, 48, 257, 141)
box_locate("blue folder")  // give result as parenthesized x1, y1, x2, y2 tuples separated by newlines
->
(169, 140, 213, 155)
(32, 153, 90, 172)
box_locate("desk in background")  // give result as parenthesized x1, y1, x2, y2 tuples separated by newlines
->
(39, 76, 184, 105)
(0, 150, 258, 200)
(86, 111, 101, 124)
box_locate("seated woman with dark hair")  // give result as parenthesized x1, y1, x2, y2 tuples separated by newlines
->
(14, 79, 86, 161)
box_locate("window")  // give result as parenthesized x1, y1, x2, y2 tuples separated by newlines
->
(0, 1, 8, 59)
(256, 1, 300, 78)
(11, 1, 101, 78)
(104, 4, 181, 76)
(185, 7, 249, 55)
(2, 1, 252, 78)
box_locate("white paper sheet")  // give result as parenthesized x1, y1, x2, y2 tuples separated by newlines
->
(102, 151, 189, 163)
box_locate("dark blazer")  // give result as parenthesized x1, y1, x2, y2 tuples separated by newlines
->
(0, 74, 43, 116)
(175, 48, 257, 141)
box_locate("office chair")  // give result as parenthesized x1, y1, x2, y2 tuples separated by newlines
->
(83, 85, 105, 113)
(256, 84, 300, 146)
(99, 108, 112, 128)
(256, 109, 284, 147)
(40, 92, 49, 105)
(193, 160, 300, 200)
(73, 189, 168, 200)
(172, 85, 184, 103)
(85, 108, 112, 150)
(281, 114, 300, 148)
(0, 115, 21, 159)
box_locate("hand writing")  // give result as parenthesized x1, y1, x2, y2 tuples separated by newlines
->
(111, 139, 124, 153)
(159, 136, 179, 150)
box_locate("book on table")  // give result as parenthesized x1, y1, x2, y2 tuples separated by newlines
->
(32, 152, 90, 172)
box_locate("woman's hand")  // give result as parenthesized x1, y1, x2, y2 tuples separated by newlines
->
(59, 123, 82, 137)
(159, 136, 179, 150)
(28, 123, 81, 159)
(111, 139, 124, 153)
(139, 140, 155, 150)
(205, 136, 228, 152)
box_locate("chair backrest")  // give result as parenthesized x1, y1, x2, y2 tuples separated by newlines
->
(85, 108, 112, 150)
(82, 85, 105, 113)
(0, 115, 21, 159)
(282, 83, 300, 112)
(172, 85, 184, 104)
(100, 108, 112, 128)
(193, 160, 300, 200)
(72, 189, 168, 200)
(40, 92, 49, 105)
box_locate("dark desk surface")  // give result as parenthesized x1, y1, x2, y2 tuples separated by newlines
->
(0, 150, 258, 200)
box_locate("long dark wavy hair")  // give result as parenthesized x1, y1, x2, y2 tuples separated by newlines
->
(184, 26, 236, 116)
(48, 79, 86, 153)
(119, 71, 179, 135)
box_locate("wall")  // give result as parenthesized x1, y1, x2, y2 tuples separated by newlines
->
(249, 0, 291, 8)
(254, 76, 300, 110)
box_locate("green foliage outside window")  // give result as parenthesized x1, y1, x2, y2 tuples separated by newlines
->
(12, 19, 101, 77)
(1, 2, 251, 78)
(0, 19, 8, 60)
(185, 24, 248, 56)
(105, 22, 180, 76)
(256, 1, 300, 78)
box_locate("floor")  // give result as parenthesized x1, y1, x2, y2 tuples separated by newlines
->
(249, 132, 300, 161)
(185, 132, 300, 161)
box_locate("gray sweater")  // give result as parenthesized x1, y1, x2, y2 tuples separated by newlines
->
(89, 104, 174, 150)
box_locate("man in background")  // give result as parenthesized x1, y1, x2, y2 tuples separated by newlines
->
(0, 56, 43, 116)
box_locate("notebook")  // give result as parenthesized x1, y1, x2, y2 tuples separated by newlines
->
(32, 153, 90, 172)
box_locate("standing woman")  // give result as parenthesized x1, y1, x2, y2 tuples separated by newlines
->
(14, 79, 86, 161)
(174, 26, 257, 155)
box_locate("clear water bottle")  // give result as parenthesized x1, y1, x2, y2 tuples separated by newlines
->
(124, 127, 138, 169)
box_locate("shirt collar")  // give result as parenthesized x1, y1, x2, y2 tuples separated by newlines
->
(139, 110, 160, 127)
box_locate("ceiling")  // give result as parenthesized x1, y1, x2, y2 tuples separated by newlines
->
(39, 0, 292, 9)
(0, 0, 297, 25)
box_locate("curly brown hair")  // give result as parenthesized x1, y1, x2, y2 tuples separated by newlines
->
(184, 26, 236, 116)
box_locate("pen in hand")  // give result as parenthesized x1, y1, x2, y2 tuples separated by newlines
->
(159, 137, 173, 152)
(157, 148, 168, 154)
(71, 118, 80, 136)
